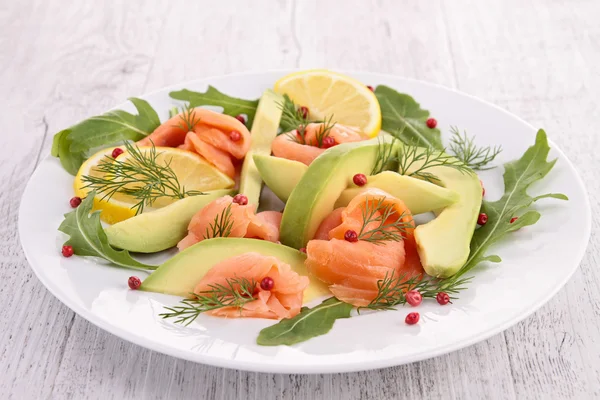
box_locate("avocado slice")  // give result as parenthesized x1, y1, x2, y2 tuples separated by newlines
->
(401, 147, 482, 278)
(280, 138, 395, 249)
(239, 90, 284, 206)
(254, 155, 308, 202)
(105, 189, 233, 253)
(254, 154, 457, 215)
(334, 171, 459, 214)
(140, 238, 329, 303)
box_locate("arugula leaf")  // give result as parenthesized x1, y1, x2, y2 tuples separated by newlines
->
(68, 97, 160, 152)
(51, 98, 160, 175)
(257, 297, 352, 346)
(375, 85, 443, 150)
(53, 129, 86, 175)
(170, 86, 259, 126)
(58, 193, 156, 271)
(453, 129, 568, 279)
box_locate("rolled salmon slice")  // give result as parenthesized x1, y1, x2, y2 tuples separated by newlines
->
(184, 133, 236, 178)
(138, 108, 250, 177)
(305, 189, 423, 307)
(272, 123, 366, 166)
(306, 239, 406, 306)
(313, 207, 344, 240)
(328, 188, 416, 241)
(177, 196, 283, 250)
(247, 211, 283, 242)
(303, 123, 364, 146)
(194, 252, 309, 319)
(271, 133, 325, 166)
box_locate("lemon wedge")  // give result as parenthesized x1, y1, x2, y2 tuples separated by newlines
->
(74, 146, 234, 224)
(274, 70, 382, 137)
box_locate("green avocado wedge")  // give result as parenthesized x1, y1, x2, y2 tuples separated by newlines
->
(239, 89, 284, 206)
(140, 238, 329, 303)
(334, 171, 459, 214)
(105, 189, 233, 253)
(402, 147, 482, 278)
(254, 154, 458, 215)
(280, 137, 396, 249)
(254, 155, 308, 202)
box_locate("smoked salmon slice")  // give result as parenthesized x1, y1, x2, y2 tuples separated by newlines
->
(181, 132, 236, 178)
(247, 211, 282, 242)
(272, 123, 365, 166)
(193, 252, 309, 319)
(306, 189, 423, 307)
(177, 196, 282, 250)
(138, 108, 250, 177)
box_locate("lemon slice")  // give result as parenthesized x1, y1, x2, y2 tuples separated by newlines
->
(274, 70, 382, 137)
(74, 146, 235, 224)
(74, 147, 139, 224)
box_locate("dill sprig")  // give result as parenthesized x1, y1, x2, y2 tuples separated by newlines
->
(371, 137, 398, 175)
(81, 141, 204, 215)
(397, 144, 473, 182)
(174, 104, 201, 132)
(278, 94, 310, 144)
(203, 203, 234, 239)
(312, 114, 336, 147)
(159, 277, 257, 326)
(449, 126, 502, 170)
(357, 197, 414, 245)
(362, 271, 472, 311)
(278, 94, 336, 146)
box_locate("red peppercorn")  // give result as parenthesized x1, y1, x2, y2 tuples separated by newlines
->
(510, 217, 518, 224)
(344, 230, 358, 242)
(235, 115, 246, 125)
(405, 290, 422, 307)
(232, 194, 248, 205)
(69, 196, 82, 208)
(61, 245, 74, 257)
(353, 173, 367, 187)
(112, 148, 124, 158)
(477, 213, 488, 225)
(299, 247, 307, 253)
(436, 292, 451, 305)
(405, 312, 420, 325)
(426, 118, 437, 129)
(366, 85, 374, 92)
(229, 130, 241, 142)
(322, 136, 336, 148)
(128, 276, 141, 290)
(260, 276, 275, 291)
(480, 180, 485, 197)
(299, 106, 309, 119)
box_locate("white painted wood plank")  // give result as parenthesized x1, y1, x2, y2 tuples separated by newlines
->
(443, 0, 600, 398)
(0, 0, 168, 398)
(1, 0, 599, 399)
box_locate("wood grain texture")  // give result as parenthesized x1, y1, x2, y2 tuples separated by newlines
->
(1, 0, 598, 399)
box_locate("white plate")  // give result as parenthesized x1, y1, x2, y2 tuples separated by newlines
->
(19, 71, 591, 374)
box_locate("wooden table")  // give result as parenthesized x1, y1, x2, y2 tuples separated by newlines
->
(2, 0, 598, 398)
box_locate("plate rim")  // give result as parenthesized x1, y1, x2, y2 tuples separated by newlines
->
(19, 69, 592, 374)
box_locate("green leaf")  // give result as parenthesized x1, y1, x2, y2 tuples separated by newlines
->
(375, 85, 443, 150)
(533, 193, 569, 201)
(51, 129, 67, 157)
(257, 297, 353, 346)
(170, 86, 259, 126)
(58, 193, 156, 270)
(68, 97, 160, 152)
(51, 98, 160, 175)
(453, 129, 568, 279)
(54, 129, 86, 175)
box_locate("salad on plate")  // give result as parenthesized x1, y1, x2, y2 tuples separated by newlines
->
(51, 69, 567, 346)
